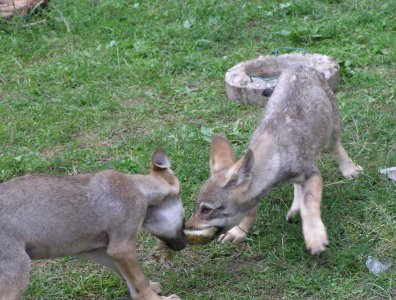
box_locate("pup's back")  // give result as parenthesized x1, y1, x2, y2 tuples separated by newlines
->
(0, 173, 122, 258)
(250, 65, 341, 161)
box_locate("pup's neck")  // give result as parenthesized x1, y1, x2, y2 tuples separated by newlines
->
(130, 174, 170, 206)
(246, 133, 280, 201)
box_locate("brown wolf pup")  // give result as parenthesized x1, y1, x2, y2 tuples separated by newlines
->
(0, 149, 185, 300)
(185, 65, 363, 255)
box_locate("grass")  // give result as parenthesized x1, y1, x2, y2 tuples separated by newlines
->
(0, 0, 395, 299)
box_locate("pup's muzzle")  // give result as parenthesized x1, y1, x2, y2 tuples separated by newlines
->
(161, 226, 187, 251)
(163, 236, 187, 251)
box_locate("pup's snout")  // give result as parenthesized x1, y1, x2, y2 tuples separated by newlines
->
(164, 232, 187, 251)
(185, 212, 202, 230)
(163, 221, 187, 251)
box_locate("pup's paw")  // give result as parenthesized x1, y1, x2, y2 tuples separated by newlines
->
(341, 163, 363, 179)
(218, 226, 247, 243)
(303, 221, 329, 255)
(161, 294, 181, 300)
(286, 208, 299, 223)
(149, 281, 162, 295)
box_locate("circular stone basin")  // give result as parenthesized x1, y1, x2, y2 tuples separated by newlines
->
(225, 53, 340, 107)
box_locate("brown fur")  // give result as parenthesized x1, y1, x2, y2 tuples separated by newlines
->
(186, 66, 363, 255)
(0, 150, 185, 300)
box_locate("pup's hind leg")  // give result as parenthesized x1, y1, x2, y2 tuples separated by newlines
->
(218, 204, 258, 243)
(0, 239, 31, 300)
(300, 170, 328, 255)
(286, 183, 303, 223)
(333, 141, 363, 179)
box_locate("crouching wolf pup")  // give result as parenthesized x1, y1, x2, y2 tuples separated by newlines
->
(0, 149, 185, 300)
(186, 65, 363, 255)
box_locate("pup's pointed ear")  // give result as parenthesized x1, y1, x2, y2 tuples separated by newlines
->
(225, 149, 254, 188)
(151, 149, 179, 187)
(210, 135, 235, 174)
(152, 149, 171, 171)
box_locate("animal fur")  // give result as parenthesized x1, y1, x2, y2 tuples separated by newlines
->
(186, 65, 363, 255)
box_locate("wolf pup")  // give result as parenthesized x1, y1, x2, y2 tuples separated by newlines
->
(185, 65, 363, 255)
(0, 149, 185, 300)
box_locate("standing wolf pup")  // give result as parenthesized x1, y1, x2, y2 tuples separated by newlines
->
(186, 65, 363, 255)
(0, 149, 185, 300)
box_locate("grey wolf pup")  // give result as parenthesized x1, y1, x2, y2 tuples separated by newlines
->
(0, 149, 186, 300)
(186, 65, 363, 255)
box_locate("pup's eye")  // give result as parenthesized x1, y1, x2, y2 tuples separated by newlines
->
(200, 206, 212, 214)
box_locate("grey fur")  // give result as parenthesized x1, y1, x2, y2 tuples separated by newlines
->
(249, 65, 341, 186)
(0, 151, 185, 300)
(186, 66, 363, 255)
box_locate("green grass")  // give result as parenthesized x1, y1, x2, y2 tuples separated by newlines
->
(0, 0, 395, 299)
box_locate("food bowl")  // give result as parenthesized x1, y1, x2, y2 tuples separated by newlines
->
(225, 53, 340, 107)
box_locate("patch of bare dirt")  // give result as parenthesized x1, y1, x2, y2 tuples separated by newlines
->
(124, 98, 143, 106)
(226, 254, 267, 273)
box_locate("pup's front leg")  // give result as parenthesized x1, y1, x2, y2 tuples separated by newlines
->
(148, 281, 180, 299)
(300, 172, 328, 255)
(149, 281, 162, 295)
(107, 240, 181, 300)
(333, 141, 363, 179)
(286, 183, 303, 223)
(218, 204, 258, 243)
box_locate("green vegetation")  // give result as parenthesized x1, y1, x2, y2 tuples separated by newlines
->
(0, 0, 395, 299)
